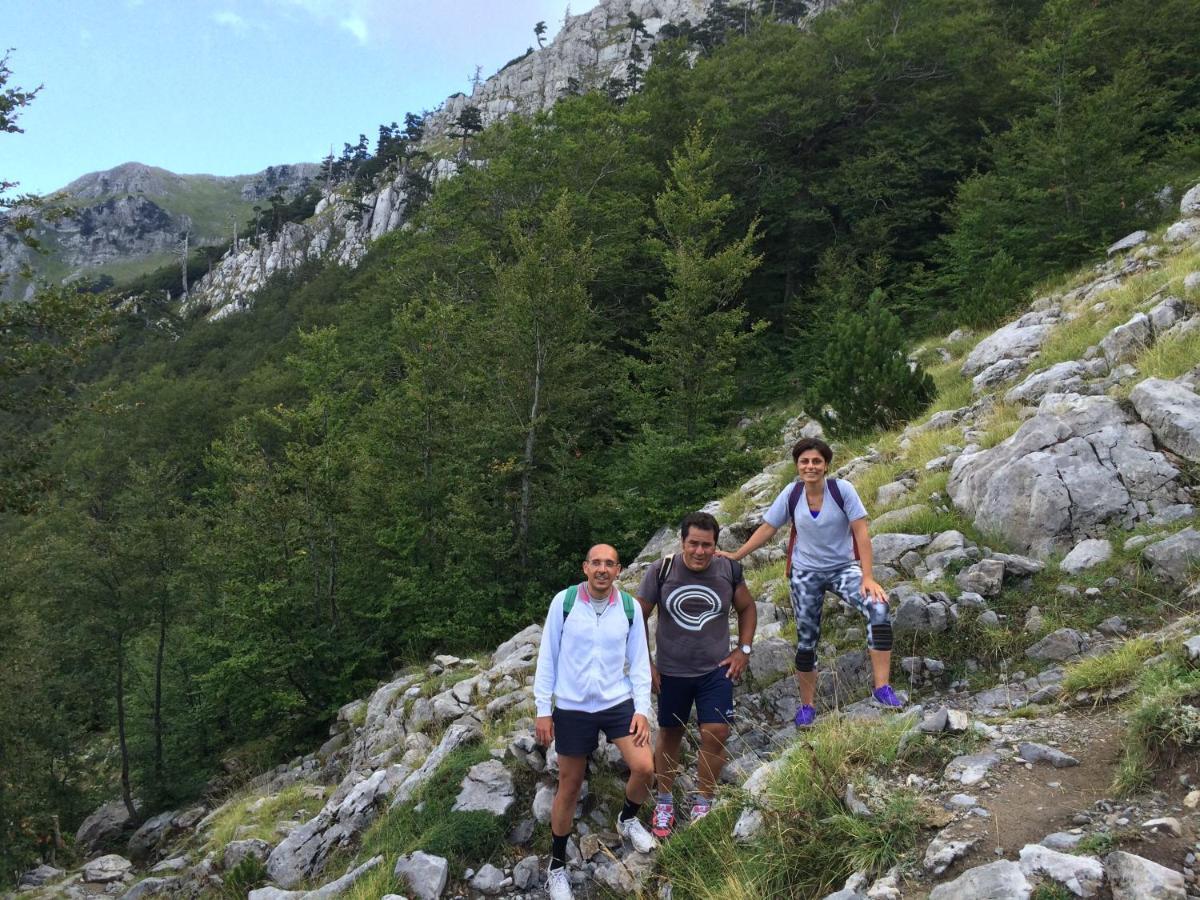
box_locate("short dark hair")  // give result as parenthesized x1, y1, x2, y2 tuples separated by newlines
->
(792, 437, 833, 465)
(680, 511, 720, 542)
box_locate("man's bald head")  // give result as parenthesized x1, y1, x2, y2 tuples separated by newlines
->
(585, 544, 620, 565)
(582, 544, 621, 597)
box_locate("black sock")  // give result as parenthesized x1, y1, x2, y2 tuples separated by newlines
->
(620, 796, 641, 822)
(550, 831, 569, 870)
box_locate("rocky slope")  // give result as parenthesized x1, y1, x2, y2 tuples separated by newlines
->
(12, 185, 1200, 900)
(0, 162, 318, 301)
(179, 0, 731, 321)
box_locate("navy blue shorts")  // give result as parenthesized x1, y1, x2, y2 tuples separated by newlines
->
(658, 666, 734, 727)
(552, 699, 634, 757)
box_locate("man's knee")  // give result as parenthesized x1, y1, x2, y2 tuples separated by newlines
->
(795, 646, 817, 672)
(627, 753, 654, 780)
(698, 723, 730, 747)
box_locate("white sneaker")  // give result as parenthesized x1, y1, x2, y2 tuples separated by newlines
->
(617, 813, 659, 853)
(546, 865, 574, 900)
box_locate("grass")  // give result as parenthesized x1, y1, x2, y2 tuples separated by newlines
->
(656, 717, 921, 899)
(206, 782, 329, 851)
(1112, 649, 1200, 795)
(339, 741, 513, 900)
(1061, 637, 1158, 695)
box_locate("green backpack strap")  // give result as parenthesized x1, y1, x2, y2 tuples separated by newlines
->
(563, 584, 634, 627)
(618, 590, 635, 626)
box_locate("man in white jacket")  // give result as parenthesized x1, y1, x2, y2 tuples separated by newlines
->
(533, 543, 656, 900)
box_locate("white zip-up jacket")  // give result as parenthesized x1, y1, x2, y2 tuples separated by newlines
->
(533, 585, 652, 720)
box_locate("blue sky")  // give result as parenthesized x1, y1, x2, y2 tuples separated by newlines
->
(4, 0, 570, 195)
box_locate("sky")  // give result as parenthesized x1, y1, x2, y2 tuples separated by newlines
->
(3, 0, 570, 195)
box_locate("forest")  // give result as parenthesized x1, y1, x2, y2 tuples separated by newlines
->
(2, 0, 1198, 881)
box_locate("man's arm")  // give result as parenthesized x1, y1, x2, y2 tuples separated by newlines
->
(533, 595, 563, 745)
(850, 518, 886, 602)
(719, 521, 779, 562)
(626, 602, 653, 746)
(719, 581, 757, 680)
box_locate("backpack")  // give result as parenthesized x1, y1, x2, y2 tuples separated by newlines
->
(784, 478, 861, 577)
(563, 583, 635, 626)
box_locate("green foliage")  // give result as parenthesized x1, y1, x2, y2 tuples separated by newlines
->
(219, 856, 268, 898)
(802, 291, 936, 436)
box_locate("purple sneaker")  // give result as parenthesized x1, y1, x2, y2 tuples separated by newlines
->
(794, 704, 816, 727)
(872, 684, 903, 708)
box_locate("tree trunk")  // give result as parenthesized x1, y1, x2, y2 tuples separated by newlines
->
(116, 632, 136, 820)
(517, 329, 544, 573)
(153, 594, 166, 786)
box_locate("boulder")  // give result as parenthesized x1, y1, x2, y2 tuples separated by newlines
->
(76, 799, 135, 852)
(1107, 230, 1149, 256)
(18, 865, 64, 888)
(532, 781, 556, 824)
(1102, 312, 1153, 367)
(470, 863, 510, 895)
(1060, 538, 1113, 574)
(973, 357, 1027, 392)
(961, 310, 1057, 376)
(1018, 742, 1079, 767)
(1005, 361, 1092, 404)
(948, 393, 1182, 556)
(748, 637, 794, 683)
(121, 877, 177, 900)
(929, 860, 1032, 900)
(83, 854, 133, 884)
(394, 852, 449, 900)
(945, 751, 1001, 785)
(1018, 844, 1104, 897)
(1166, 219, 1200, 243)
(1131, 378, 1200, 463)
(955, 559, 1006, 597)
(224, 838, 272, 871)
(1105, 850, 1185, 899)
(871, 533, 933, 566)
(392, 721, 482, 808)
(1026, 628, 1087, 662)
(128, 809, 176, 861)
(924, 835, 978, 874)
(1142, 528, 1200, 588)
(452, 760, 515, 816)
(1183, 184, 1200, 217)
(512, 855, 540, 889)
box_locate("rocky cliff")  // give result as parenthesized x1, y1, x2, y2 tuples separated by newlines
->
(0, 162, 318, 302)
(180, 0, 732, 321)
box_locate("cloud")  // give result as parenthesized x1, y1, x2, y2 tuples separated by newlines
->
(213, 10, 250, 33)
(339, 14, 368, 44)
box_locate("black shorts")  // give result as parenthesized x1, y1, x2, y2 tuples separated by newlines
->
(552, 699, 634, 757)
(658, 666, 735, 727)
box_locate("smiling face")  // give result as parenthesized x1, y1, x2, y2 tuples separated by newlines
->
(582, 544, 621, 597)
(680, 525, 717, 572)
(795, 449, 829, 484)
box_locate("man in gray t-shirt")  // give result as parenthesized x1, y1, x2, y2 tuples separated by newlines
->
(636, 511, 756, 838)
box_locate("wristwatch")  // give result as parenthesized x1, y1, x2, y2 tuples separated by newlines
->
(739, 643, 753, 656)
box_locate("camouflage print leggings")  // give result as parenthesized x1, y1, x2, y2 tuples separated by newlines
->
(789, 563, 893, 671)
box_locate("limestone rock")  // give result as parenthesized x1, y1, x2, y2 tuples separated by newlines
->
(955, 559, 1006, 597)
(1105, 850, 1186, 899)
(1131, 378, 1200, 463)
(1026, 628, 1087, 662)
(961, 310, 1058, 376)
(924, 834, 979, 874)
(470, 863, 510, 895)
(18, 865, 64, 888)
(224, 838, 272, 871)
(748, 637, 795, 683)
(945, 752, 1001, 785)
(1142, 528, 1200, 588)
(76, 799, 135, 852)
(121, 877, 177, 899)
(929, 860, 1031, 899)
(1018, 742, 1079, 767)
(512, 855, 541, 889)
(871, 533, 933, 566)
(1108, 230, 1149, 256)
(1019, 844, 1104, 897)
(1060, 538, 1113, 574)
(128, 809, 177, 861)
(453, 760, 515, 816)
(83, 854, 133, 884)
(948, 393, 1181, 556)
(394, 851, 449, 900)
(1183, 184, 1200, 217)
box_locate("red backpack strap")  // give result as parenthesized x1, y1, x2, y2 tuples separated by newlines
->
(784, 482, 803, 577)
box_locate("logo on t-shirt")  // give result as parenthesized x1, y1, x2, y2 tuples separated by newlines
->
(662, 584, 723, 632)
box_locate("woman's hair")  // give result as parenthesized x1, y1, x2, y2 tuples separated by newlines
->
(792, 437, 833, 465)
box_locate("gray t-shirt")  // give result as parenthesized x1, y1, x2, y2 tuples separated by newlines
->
(763, 478, 868, 573)
(638, 556, 744, 677)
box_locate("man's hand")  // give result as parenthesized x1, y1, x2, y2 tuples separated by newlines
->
(714, 549, 737, 560)
(719, 647, 750, 681)
(630, 713, 650, 747)
(861, 577, 887, 604)
(535, 715, 554, 747)
(650, 662, 661, 695)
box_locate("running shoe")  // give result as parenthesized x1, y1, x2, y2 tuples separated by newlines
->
(547, 865, 574, 900)
(651, 799, 675, 839)
(691, 797, 712, 822)
(794, 703, 816, 727)
(617, 813, 659, 853)
(872, 684, 903, 708)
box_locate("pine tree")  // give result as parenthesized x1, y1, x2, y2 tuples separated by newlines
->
(802, 290, 934, 435)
